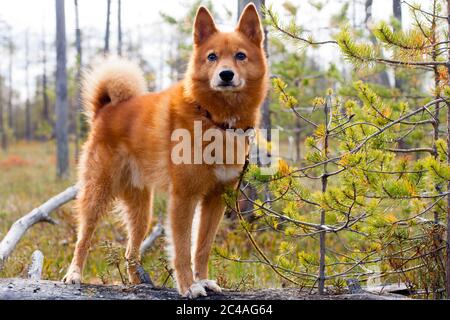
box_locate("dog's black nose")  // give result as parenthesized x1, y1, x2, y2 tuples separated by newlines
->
(219, 70, 235, 83)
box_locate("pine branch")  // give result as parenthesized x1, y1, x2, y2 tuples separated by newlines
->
(337, 28, 444, 69)
(265, 7, 337, 46)
(373, 21, 427, 51)
(287, 98, 446, 175)
(402, 1, 448, 20)
(385, 147, 435, 154)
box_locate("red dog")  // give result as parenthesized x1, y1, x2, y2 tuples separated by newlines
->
(63, 4, 268, 298)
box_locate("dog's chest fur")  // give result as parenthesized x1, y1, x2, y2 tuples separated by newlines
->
(213, 165, 242, 183)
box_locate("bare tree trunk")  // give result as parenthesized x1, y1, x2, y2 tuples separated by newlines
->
(429, 1, 444, 299)
(446, 0, 450, 299)
(42, 27, 50, 127)
(365, 0, 390, 87)
(104, 0, 111, 54)
(393, 0, 408, 150)
(74, 0, 83, 161)
(117, 0, 123, 56)
(25, 30, 32, 141)
(14, 101, 19, 140)
(294, 118, 301, 163)
(7, 36, 14, 133)
(393, 0, 402, 23)
(351, 0, 357, 28)
(168, 34, 176, 82)
(0, 72, 6, 151)
(55, 0, 69, 179)
(364, 1, 373, 30)
(238, 0, 264, 17)
(318, 96, 331, 295)
(238, 0, 271, 140)
(393, 0, 403, 90)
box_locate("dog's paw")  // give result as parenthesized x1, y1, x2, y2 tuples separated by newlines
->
(183, 283, 207, 299)
(62, 266, 81, 285)
(197, 279, 222, 293)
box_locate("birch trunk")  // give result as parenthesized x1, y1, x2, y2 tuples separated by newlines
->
(104, 0, 111, 54)
(393, 0, 403, 90)
(7, 36, 13, 132)
(55, 0, 69, 178)
(74, 0, 83, 161)
(118, 0, 123, 56)
(42, 27, 50, 127)
(25, 30, 32, 141)
(0, 72, 6, 150)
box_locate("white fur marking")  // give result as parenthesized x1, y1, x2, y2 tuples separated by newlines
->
(62, 265, 81, 285)
(214, 166, 241, 183)
(197, 279, 222, 293)
(226, 117, 238, 128)
(185, 282, 207, 299)
(191, 205, 202, 258)
(128, 157, 144, 189)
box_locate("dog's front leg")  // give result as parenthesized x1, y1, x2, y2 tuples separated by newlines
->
(193, 189, 225, 294)
(168, 191, 204, 298)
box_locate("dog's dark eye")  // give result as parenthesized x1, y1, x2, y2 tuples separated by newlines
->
(207, 53, 218, 61)
(235, 52, 247, 61)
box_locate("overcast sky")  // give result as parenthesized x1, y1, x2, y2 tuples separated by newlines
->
(0, 0, 431, 101)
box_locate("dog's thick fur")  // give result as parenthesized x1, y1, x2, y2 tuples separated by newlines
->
(63, 4, 268, 298)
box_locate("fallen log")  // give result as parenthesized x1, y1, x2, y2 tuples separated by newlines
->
(140, 222, 164, 256)
(0, 185, 78, 270)
(0, 278, 409, 300)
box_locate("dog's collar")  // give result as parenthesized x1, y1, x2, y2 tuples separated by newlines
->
(195, 105, 253, 132)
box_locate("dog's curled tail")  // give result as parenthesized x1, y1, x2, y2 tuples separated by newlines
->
(82, 56, 147, 122)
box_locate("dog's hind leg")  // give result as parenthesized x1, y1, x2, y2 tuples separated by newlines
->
(193, 188, 225, 293)
(120, 186, 153, 285)
(63, 144, 115, 285)
(63, 177, 113, 284)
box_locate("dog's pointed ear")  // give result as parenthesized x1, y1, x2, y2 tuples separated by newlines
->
(193, 6, 218, 45)
(236, 3, 264, 45)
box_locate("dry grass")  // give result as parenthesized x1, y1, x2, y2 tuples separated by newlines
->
(0, 141, 280, 290)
